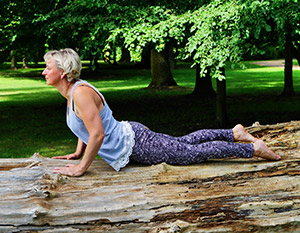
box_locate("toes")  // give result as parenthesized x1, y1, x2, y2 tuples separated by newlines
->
(254, 140, 281, 160)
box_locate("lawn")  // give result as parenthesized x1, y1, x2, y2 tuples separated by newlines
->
(1, 60, 300, 158)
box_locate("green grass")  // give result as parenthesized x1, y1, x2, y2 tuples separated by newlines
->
(1, 60, 300, 158)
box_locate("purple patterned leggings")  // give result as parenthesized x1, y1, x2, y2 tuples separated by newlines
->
(129, 122, 253, 165)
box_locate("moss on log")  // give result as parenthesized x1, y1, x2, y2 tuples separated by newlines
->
(1, 121, 300, 232)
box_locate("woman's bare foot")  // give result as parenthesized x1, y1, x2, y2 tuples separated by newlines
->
(233, 124, 258, 143)
(253, 139, 281, 160)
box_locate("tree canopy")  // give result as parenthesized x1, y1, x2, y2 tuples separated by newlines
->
(1, 0, 299, 73)
(106, 0, 300, 80)
(0, 0, 50, 63)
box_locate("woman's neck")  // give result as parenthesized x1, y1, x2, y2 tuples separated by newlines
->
(55, 79, 75, 100)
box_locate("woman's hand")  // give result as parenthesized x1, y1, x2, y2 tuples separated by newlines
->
(52, 153, 82, 160)
(53, 164, 86, 177)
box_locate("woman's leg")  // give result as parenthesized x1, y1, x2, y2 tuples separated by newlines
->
(160, 129, 234, 145)
(173, 124, 258, 144)
(129, 122, 254, 165)
(129, 121, 235, 145)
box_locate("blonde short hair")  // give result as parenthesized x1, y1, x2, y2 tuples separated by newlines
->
(44, 48, 82, 82)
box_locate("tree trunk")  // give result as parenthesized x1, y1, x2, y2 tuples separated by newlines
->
(292, 41, 300, 66)
(136, 47, 151, 69)
(2, 121, 300, 232)
(282, 25, 295, 96)
(149, 46, 177, 89)
(192, 64, 216, 97)
(167, 44, 176, 70)
(112, 43, 117, 65)
(10, 50, 17, 70)
(22, 57, 28, 69)
(119, 47, 131, 63)
(216, 68, 229, 128)
(90, 55, 100, 71)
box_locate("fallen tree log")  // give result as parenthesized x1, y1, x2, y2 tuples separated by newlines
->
(1, 121, 300, 232)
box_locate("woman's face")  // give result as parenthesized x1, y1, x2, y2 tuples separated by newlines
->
(42, 58, 61, 86)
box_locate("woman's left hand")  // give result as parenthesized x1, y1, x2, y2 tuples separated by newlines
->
(53, 164, 86, 177)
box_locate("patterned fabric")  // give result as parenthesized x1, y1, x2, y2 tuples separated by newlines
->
(129, 122, 253, 165)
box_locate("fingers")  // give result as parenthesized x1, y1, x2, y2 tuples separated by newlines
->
(52, 154, 79, 160)
(53, 167, 68, 175)
(53, 164, 83, 177)
(52, 155, 70, 160)
(53, 166, 73, 176)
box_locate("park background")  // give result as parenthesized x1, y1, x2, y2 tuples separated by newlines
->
(1, 0, 300, 159)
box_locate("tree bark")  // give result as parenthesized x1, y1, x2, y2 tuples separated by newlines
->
(216, 68, 229, 128)
(167, 44, 176, 70)
(21, 57, 28, 69)
(136, 47, 151, 69)
(192, 64, 216, 97)
(2, 121, 300, 232)
(292, 41, 300, 66)
(149, 46, 177, 89)
(282, 25, 295, 96)
(10, 50, 17, 70)
(119, 47, 131, 63)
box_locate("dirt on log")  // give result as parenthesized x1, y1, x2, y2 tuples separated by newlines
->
(2, 121, 300, 232)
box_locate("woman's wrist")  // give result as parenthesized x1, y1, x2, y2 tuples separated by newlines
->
(78, 162, 89, 173)
(73, 152, 83, 158)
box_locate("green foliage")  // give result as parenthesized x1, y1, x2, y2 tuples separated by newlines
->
(184, 1, 245, 80)
(35, 0, 189, 61)
(108, 0, 246, 79)
(240, 0, 300, 51)
(1, 0, 299, 76)
(0, 0, 50, 62)
(107, 0, 300, 80)
(108, 8, 188, 62)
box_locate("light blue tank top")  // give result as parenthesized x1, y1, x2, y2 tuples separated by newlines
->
(66, 80, 135, 171)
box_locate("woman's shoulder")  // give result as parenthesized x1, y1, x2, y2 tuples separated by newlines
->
(72, 81, 105, 106)
(73, 84, 95, 99)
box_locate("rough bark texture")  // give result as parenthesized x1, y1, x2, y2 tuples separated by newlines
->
(192, 64, 216, 97)
(149, 47, 177, 88)
(282, 24, 295, 96)
(2, 121, 300, 232)
(10, 50, 17, 70)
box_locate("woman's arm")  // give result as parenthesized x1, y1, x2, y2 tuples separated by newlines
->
(53, 138, 86, 160)
(53, 86, 104, 176)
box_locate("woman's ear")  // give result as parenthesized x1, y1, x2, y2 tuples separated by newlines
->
(60, 70, 65, 80)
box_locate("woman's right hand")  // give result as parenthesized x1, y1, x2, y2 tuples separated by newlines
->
(52, 153, 82, 160)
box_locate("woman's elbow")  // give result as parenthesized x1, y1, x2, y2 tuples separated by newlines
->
(91, 131, 105, 143)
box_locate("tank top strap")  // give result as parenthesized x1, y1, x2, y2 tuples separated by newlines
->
(70, 80, 84, 111)
(70, 80, 105, 111)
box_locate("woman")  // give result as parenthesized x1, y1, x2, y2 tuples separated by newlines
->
(42, 48, 281, 177)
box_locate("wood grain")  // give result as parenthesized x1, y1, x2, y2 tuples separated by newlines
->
(1, 121, 300, 232)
